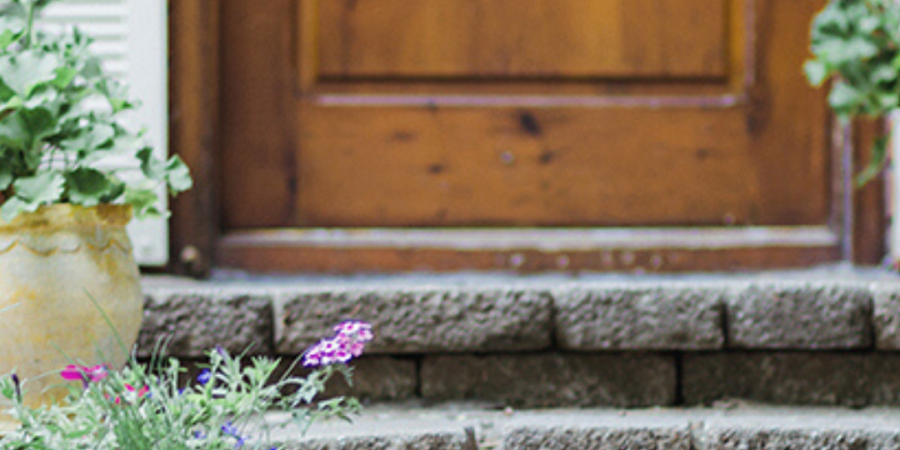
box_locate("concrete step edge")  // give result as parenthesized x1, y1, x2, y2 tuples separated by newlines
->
(263, 405, 900, 450)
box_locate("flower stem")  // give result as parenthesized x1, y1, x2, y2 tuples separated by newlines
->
(24, 2, 35, 49)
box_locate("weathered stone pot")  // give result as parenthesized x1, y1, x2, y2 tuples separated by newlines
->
(0, 204, 142, 414)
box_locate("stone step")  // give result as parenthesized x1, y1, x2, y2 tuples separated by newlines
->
(268, 404, 900, 450)
(138, 268, 900, 408)
(141, 267, 900, 357)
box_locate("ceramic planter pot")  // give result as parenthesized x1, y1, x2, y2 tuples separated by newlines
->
(0, 204, 143, 410)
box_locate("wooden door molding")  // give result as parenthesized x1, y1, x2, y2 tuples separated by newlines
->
(218, 227, 840, 273)
(168, 0, 222, 276)
(169, 0, 887, 275)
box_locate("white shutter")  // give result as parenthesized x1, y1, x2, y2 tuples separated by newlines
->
(40, 0, 170, 266)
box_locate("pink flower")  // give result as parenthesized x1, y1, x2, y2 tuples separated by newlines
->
(61, 365, 108, 384)
(126, 384, 150, 398)
(303, 320, 374, 367)
(112, 384, 149, 405)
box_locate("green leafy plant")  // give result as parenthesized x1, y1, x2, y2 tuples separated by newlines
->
(0, 0, 191, 222)
(805, 0, 900, 186)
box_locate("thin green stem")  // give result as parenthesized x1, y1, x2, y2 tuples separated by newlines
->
(23, 2, 35, 49)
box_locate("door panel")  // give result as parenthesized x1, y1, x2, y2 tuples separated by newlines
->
(212, 0, 853, 273)
(222, 0, 829, 229)
(318, 0, 728, 79)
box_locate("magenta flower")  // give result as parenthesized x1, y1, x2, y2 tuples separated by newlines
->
(61, 364, 108, 385)
(125, 384, 150, 397)
(303, 320, 374, 367)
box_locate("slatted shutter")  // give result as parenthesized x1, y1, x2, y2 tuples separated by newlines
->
(40, 0, 169, 265)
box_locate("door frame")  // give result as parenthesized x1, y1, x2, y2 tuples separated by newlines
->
(167, 0, 886, 276)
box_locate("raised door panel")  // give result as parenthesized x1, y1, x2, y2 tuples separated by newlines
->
(318, 0, 728, 79)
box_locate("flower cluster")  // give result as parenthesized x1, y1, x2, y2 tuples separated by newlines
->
(302, 320, 374, 367)
(1, 322, 366, 450)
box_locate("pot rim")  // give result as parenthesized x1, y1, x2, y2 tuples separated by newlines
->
(0, 204, 133, 231)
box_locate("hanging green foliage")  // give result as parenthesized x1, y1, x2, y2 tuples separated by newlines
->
(805, 0, 900, 187)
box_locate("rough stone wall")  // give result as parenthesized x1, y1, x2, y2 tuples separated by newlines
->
(138, 278, 900, 407)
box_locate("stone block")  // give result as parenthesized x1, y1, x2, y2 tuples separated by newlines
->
(683, 353, 900, 407)
(726, 283, 873, 349)
(504, 427, 692, 450)
(554, 284, 725, 350)
(698, 409, 900, 450)
(873, 284, 900, 349)
(502, 412, 694, 450)
(421, 354, 676, 408)
(274, 288, 552, 354)
(293, 433, 469, 450)
(273, 406, 473, 450)
(137, 288, 274, 358)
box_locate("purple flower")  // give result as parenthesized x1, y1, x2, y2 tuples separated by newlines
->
(10, 374, 20, 400)
(303, 320, 374, 367)
(197, 369, 211, 385)
(221, 422, 246, 448)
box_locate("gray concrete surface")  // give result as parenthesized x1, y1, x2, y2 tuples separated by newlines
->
(257, 404, 900, 450)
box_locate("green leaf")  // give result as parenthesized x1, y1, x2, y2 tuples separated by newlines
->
(165, 155, 192, 193)
(99, 178, 126, 203)
(869, 63, 898, 85)
(96, 79, 133, 113)
(0, 196, 36, 222)
(0, 15, 25, 50)
(13, 171, 64, 204)
(0, 112, 30, 150)
(123, 186, 163, 219)
(856, 134, 891, 187)
(0, 51, 61, 98)
(827, 37, 880, 64)
(60, 124, 114, 154)
(0, 107, 58, 155)
(65, 168, 112, 206)
(80, 56, 102, 79)
(52, 66, 77, 90)
(0, 82, 13, 103)
(136, 147, 166, 180)
(0, 29, 18, 51)
(0, 155, 14, 190)
(804, 60, 829, 86)
(828, 82, 863, 118)
(21, 89, 61, 118)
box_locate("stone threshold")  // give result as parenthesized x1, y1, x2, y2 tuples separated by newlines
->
(265, 403, 900, 450)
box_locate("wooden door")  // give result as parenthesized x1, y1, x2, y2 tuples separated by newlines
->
(169, 0, 886, 274)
